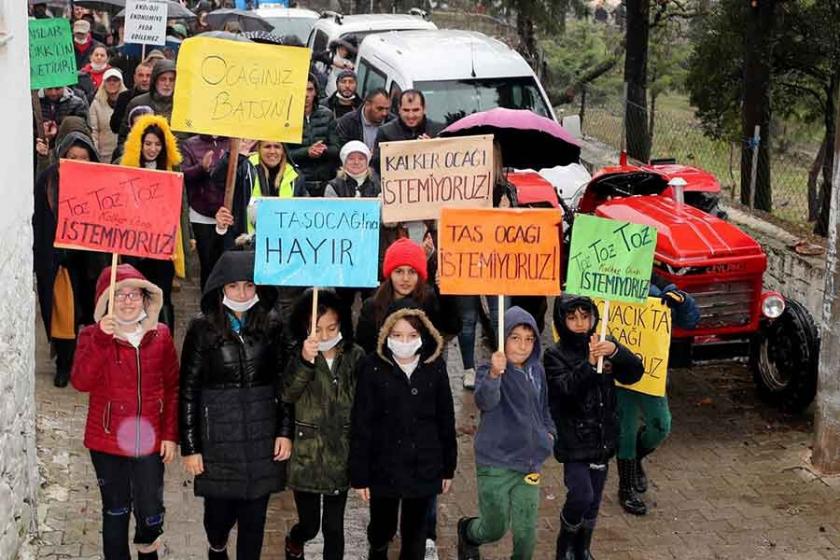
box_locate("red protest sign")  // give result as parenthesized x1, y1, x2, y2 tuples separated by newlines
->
(55, 160, 183, 259)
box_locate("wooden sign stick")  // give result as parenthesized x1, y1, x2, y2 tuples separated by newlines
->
(597, 299, 611, 373)
(311, 287, 319, 336)
(223, 138, 242, 211)
(497, 295, 504, 353)
(107, 253, 119, 316)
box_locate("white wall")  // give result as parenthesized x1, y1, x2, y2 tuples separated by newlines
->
(0, 0, 39, 557)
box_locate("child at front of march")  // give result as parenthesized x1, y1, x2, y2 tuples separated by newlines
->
(457, 306, 557, 560)
(71, 264, 179, 560)
(282, 289, 367, 560)
(545, 295, 644, 560)
(615, 282, 699, 516)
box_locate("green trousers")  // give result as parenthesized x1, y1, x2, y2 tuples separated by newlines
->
(467, 466, 541, 560)
(617, 387, 672, 460)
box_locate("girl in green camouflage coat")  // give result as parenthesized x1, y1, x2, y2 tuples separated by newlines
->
(282, 289, 366, 560)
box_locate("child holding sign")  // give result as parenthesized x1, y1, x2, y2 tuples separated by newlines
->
(545, 295, 643, 560)
(282, 289, 366, 560)
(457, 307, 556, 560)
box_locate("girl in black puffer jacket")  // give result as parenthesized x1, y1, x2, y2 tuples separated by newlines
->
(544, 295, 643, 560)
(179, 250, 294, 560)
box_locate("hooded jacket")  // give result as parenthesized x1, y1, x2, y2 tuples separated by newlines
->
(71, 265, 180, 458)
(120, 60, 176, 145)
(120, 114, 182, 170)
(287, 78, 340, 186)
(282, 289, 366, 494)
(179, 251, 292, 499)
(474, 306, 557, 474)
(349, 302, 457, 498)
(544, 295, 644, 464)
(323, 90, 362, 119)
(181, 135, 230, 218)
(39, 87, 89, 128)
(33, 131, 107, 337)
(88, 79, 127, 163)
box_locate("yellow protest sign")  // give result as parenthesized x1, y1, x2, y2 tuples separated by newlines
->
(170, 37, 310, 143)
(594, 297, 671, 397)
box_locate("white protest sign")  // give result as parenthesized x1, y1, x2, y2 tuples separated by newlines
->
(124, 0, 168, 46)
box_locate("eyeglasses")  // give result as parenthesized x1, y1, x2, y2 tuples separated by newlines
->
(115, 292, 143, 302)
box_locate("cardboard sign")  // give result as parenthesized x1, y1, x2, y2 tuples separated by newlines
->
(124, 0, 168, 46)
(171, 37, 311, 143)
(565, 214, 657, 304)
(595, 297, 671, 397)
(54, 160, 184, 259)
(29, 19, 76, 90)
(379, 135, 493, 222)
(254, 198, 381, 288)
(438, 208, 562, 296)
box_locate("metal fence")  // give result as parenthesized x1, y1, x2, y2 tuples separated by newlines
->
(581, 98, 819, 230)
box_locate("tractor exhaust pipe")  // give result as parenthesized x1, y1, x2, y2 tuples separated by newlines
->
(669, 177, 687, 207)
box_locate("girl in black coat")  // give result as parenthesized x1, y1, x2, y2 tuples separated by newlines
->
(179, 250, 294, 560)
(544, 295, 644, 560)
(350, 301, 457, 560)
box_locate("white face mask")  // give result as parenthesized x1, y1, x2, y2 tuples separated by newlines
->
(90, 62, 107, 72)
(223, 293, 259, 313)
(115, 309, 147, 326)
(318, 332, 343, 352)
(387, 336, 423, 359)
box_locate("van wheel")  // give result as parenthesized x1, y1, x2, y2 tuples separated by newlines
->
(750, 299, 819, 412)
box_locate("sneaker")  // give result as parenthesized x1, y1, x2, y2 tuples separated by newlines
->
(424, 538, 439, 560)
(462, 368, 476, 390)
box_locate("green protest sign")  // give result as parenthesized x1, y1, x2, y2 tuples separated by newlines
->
(29, 19, 77, 90)
(565, 214, 657, 304)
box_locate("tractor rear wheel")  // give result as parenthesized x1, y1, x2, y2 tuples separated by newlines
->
(750, 298, 819, 412)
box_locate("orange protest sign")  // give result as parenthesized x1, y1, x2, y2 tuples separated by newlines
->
(438, 207, 563, 296)
(54, 160, 183, 259)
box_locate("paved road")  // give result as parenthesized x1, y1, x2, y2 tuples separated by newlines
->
(29, 275, 840, 559)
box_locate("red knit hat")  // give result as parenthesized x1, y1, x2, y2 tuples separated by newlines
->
(382, 238, 428, 281)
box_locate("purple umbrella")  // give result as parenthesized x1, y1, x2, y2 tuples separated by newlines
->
(439, 108, 581, 169)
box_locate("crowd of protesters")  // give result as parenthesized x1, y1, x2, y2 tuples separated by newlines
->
(29, 2, 699, 560)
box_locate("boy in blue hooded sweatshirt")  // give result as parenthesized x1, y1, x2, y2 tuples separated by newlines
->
(457, 306, 556, 560)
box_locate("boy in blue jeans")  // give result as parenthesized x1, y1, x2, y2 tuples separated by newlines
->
(457, 306, 557, 560)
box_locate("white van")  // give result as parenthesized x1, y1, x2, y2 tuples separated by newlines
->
(253, 5, 320, 45)
(354, 29, 556, 125)
(306, 12, 437, 95)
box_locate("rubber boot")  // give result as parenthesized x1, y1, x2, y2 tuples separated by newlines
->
(635, 429, 654, 493)
(555, 514, 579, 560)
(138, 551, 159, 560)
(575, 518, 596, 560)
(457, 517, 481, 560)
(208, 547, 229, 560)
(617, 459, 647, 516)
(285, 535, 304, 559)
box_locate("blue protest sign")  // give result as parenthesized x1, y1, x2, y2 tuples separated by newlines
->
(254, 198, 381, 288)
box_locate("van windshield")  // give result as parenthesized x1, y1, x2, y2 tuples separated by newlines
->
(414, 77, 552, 125)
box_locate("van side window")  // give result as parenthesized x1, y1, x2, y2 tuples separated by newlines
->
(356, 58, 387, 97)
(389, 82, 402, 113)
(312, 30, 329, 53)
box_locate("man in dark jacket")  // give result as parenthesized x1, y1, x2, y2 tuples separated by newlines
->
(38, 87, 89, 146)
(72, 19, 97, 70)
(118, 59, 176, 146)
(370, 89, 444, 173)
(336, 87, 392, 152)
(322, 69, 362, 119)
(287, 74, 340, 197)
(109, 61, 153, 135)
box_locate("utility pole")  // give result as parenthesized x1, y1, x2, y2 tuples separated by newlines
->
(813, 93, 840, 474)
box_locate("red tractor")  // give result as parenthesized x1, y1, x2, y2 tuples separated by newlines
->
(507, 159, 820, 412)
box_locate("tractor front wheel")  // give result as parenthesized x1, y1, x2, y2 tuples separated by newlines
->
(750, 298, 819, 412)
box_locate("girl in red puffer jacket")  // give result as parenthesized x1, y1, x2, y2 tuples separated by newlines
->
(71, 264, 179, 560)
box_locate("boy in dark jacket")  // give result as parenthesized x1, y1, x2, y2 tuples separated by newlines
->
(545, 295, 644, 560)
(457, 307, 557, 560)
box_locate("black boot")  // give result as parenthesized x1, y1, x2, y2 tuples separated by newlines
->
(635, 430, 655, 493)
(368, 543, 389, 560)
(285, 535, 304, 559)
(457, 517, 481, 560)
(575, 518, 596, 560)
(555, 514, 579, 560)
(617, 459, 647, 516)
(208, 547, 229, 560)
(138, 551, 158, 560)
(53, 339, 75, 388)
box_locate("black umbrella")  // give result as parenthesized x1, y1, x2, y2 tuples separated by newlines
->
(206, 8, 273, 33)
(113, 0, 196, 20)
(240, 30, 286, 45)
(195, 30, 253, 42)
(73, 0, 125, 10)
